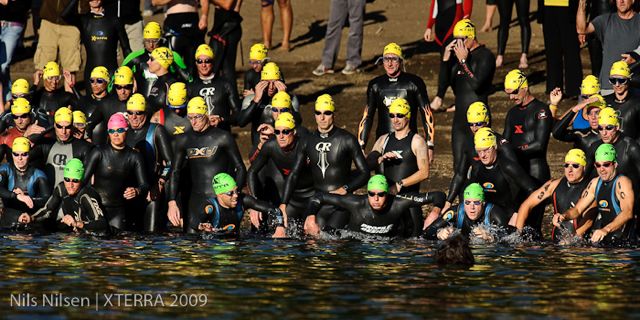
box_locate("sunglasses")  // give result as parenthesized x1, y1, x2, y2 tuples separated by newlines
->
(367, 191, 387, 197)
(249, 60, 262, 65)
(187, 114, 205, 121)
(45, 76, 61, 81)
(115, 85, 133, 90)
(63, 177, 81, 183)
(382, 56, 400, 63)
(609, 78, 628, 85)
(127, 111, 145, 116)
(563, 163, 580, 169)
(55, 123, 72, 130)
(389, 113, 406, 119)
(598, 125, 617, 131)
(74, 123, 86, 129)
(222, 190, 239, 196)
(275, 129, 293, 136)
(90, 78, 107, 84)
(314, 111, 334, 116)
(12, 152, 28, 157)
(272, 108, 290, 113)
(468, 122, 486, 127)
(464, 200, 482, 206)
(12, 114, 29, 119)
(144, 39, 159, 44)
(12, 93, 27, 99)
(595, 162, 613, 168)
(107, 128, 127, 134)
(196, 59, 213, 64)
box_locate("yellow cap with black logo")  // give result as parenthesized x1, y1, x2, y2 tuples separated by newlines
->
(389, 98, 411, 118)
(73, 110, 86, 124)
(127, 93, 146, 112)
(144, 22, 162, 39)
(187, 97, 207, 115)
(11, 79, 29, 95)
(275, 112, 296, 129)
(43, 61, 61, 79)
(504, 69, 528, 91)
(11, 97, 31, 115)
(581, 75, 600, 96)
(271, 91, 292, 109)
(467, 101, 489, 123)
(151, 47, 174, 69)
(474, 127, 497, 149)
(610, 61, 631, 78)
(195, 44, 214, 59)
(564, 149, 587, 167)
(12, 137, 30, 153)
(250, 43, 268, 61)
(315, 94, 335, 112)
(90, 66, 110, 81)
(167, 82, 187, 107)
(114, 66, 134, 85)
(383, 43, 403, 59)
(453, 19, 476, 39)
(598, 107, 619, 126)
(261, 62, 281, 81)
(54, 107, 73, 124)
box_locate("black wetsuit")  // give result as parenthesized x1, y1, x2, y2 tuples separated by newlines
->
(307, 192, 445, 238)
(423, 202, 511, 239)
(30, 183, 108, 235)
(147, 73, 179, 115)
(552, 110, 601, 151)
(83, 144, 149, 231)
(201, 193, 282, 237)
(604, 93, 640, 140)
(31, 88, 80, 128)
(125, 121, 173, 232)
(283, 126, 369, 229)
(586, 136, 640, 196)
(550, 177, 591, 242)
(168, 126, 246, 233)
(121, 50, 190, 97)
(496, 0, 531, 55)
(79, 11, 131, 91)
(243, 69, 261, 92)
(0, 164, 50, 228)
(163, 8, 203, 76)
(209, 5, 243, 83)
(592, 175, 635, 244)
(359, 72, 434, 149)
(28, 136, 93, 189)
(187, 75, 241, 131)
(80, 93, 124, 146)
(503, 98, 553, 184)
(443, 46, 496, 173)
(156, 107, 191, 138)
(236, 91, 301, 146)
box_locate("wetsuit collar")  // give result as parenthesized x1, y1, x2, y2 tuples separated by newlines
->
(615, 90, 629, 103)
(387, 71, 402, 81)
(90, 8, 105, 16)
(199, 74, 215, 81)
(318, 125, 336, 138)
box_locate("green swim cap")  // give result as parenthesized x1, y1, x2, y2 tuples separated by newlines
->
(463, 183, 484, 201)
(367, 174, 389, 192)
(64, 158, 84, 181)
(595, 144, 617, 163)
(212, 173, 237, 194)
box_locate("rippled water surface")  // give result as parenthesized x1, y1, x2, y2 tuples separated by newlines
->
(2, 233, 640, 319)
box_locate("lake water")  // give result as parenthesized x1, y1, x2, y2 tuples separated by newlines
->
(2, 233, 640, 319)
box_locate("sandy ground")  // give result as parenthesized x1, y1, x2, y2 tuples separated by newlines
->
(9, 0, 592, 194)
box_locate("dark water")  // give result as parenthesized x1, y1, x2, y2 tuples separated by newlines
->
(2, 233, 640, 319)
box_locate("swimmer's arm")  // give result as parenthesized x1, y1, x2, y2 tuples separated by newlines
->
(247, 144, 269, 195)
(502, 155, 537, 194)
(400, 135, 430, 188)
(414, 80, 434, 149)
(551, 110, 579, 143)
(31, 184, 64, 222)
(602, 177, 635, 234)
(350, 135, 370, 191)
(358, 83, 378, 149)
(575, 207, 596, 236)
(243, 195, 284, 226)
(366, 134, 387, 170)
(306, 192, 361, 217)
(460, 52, 495, 91)
(562, 178, 597, 221)
(167, 137, 187, 201)
(423, 215, 450, 240)
(516, 179, 560, 230)
(281, 148, 306, 205)
(398, 191, 446, 209)
(79, 194, 108, 231)
(32, 176, 51, 208)
(132, 152, 150, 197)
(155, 126, 173, 180)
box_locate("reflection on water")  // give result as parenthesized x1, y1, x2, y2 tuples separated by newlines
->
(2, 233, 640, 318)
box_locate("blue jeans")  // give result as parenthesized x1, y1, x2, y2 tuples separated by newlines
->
(0, 21, 25, 100)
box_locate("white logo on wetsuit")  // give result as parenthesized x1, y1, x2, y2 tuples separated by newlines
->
(383, 96, 398, 107)
(199, 88, 217, 114)
(199, 87, 216, 97)
(315, 142, 331, 178)
(360, 223, 393, 234)
(186, 146, 218, 159)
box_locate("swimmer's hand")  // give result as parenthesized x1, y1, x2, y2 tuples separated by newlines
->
(167, 201, 182, 227)
(199, 223, 214, 232)
(272, 226, 286, 238)
(123, 187, 138, 200)
(437, 226, 455, 240)
(471, 225, 494, 242)
(18, 213, 31, 224)
(16, 194, 34, 209)
(249, 209, 262, 228)
(209, 115, 223, 127)
(304, 215, 320, 237)
(591, 228, 609, 243)
(62, 214, 75, 227)
(552, 213, 564, 228)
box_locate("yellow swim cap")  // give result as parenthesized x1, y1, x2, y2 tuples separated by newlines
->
(127, 93, 146, 112)
(389, 98, 411, 118)
(598, 107, 619, 127)
(151, 47, 174, 69)
(12, 137, 30, 153)
(11, 98, 31, 115)
(43, 61, 61, 79)
(11, 78, 29, 96)
(474, 127, 497, 149)
(167, 82, 188, 107)
(504, 69, 528, 91)
(113, 66, 134, 85)
(274, 112, 296, 129)
(315, 94, 335, 112)
(271, 91, 292, 109)
(564, 149, 587, 167)
(54, 107, 73, 124)
(195, 44, 214, 59)
(453, 19, 476, 39)
(610, 61, 631, 79)
(90, 66, 110, 81)
(383, 43, 403, 59)
(250, 43, 268, 61)
(467, 101, 489, 123)
(581, 75, 600, 96)
(187, 97, 207, 115)
(73, 110, 87, 124)
(261, 62, 281, 81)
(143, 22, 162, 39)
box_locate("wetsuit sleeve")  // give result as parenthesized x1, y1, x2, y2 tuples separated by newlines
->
(490, 204, 516, 235)
(358, 82, 378, 148)
(31, 184, 63, 222)
(167, 136, 186, 201)
(398, 191, 447, 208)
(0, 169, 16, 200)
(348, 135, 370, 192)
(426, 0, 436, 28)
(226, 80, 242, 115)
(551, 110, 579, 143)
(502, 109, 513, 141)
(28, 143, 51, 167)
(82, 148, 101, 187)
(222, 131, 247, 188)
(234, 100, 260, 127)
(32, 174, 51, 208)
(247, 142, 270, 195)
(122, 50, 145, 71)
(501, 154, 537, 194)
(306, 192, 362, 217)
(114, 18, 132, 58)
(519, 106, 552, 155)
(155, 125, 173, 180)
(282, 145, 306, 204)
(414, 79, 435, 148)
(86, 108, 104, 140)
(459, 52, 495, 93)
(424, 214, 452, 240)
(242, 194, 275, 212)
(447, 150, 471, 203)
(627, 141, 640, 174)
(131, 151, 150, 196)
(79, 192, 108, 231)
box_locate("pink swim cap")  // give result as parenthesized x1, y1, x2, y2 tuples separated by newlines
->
(108, 113, 129, 130)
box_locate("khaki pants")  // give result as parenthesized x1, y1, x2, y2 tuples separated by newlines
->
(125, 21, 144, 53)
(33, 19, 82, 72)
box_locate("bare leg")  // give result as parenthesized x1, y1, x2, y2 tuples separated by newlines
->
(481, 4, 497, 32)
(261, 2, 275, 49)
(277, 0, 293, 51)
(519, 53, 529, 68)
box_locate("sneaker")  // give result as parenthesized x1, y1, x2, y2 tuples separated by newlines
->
(312, 64, 334, 76)
(341, 63, 360, 75)
(142, 10, 153, 17)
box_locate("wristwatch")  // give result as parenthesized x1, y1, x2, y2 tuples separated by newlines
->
(342, 185, 349, 192)
(460, 58, 466, 64)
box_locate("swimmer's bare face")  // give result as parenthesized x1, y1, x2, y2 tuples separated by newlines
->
(314, 110, 334, 132)
(617, 0, 634, 14)
(218, 187, 239, 208)
(587, 108, 600, 130)
(390, 112, 409, 132)
(13, 113, 31, 131)
(127, 111, 147, 130)
(464, 199, 483, 220)
(506, 87, 527, 105)
(595, 161, 617, 181)
(144, 39, 160, 52)
(108, 127, 127, 148)
(275, 126, 295, 149)
(476, 146, 497, 166)
(611, 76, 629, 95)
(188, 113, 208, 132)
(115, 84, 133, 101)
(196, 55, 214, 77)
(383, 54, 402, 77)
(598, 125, 618, 143)
(54, 121, 72, 142)
(12, 152, 29, 172)
(249, 60, 264, 73)
(564, 162, 585, 184)
(368, 190, 387, 211)
(43, 76, 60, 92)
(64, 178, 82, 196)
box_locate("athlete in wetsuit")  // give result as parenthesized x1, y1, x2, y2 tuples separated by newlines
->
(284, 94, 369, 231)
(243, 43, 269, 97)
(19, 159, 108, 235)
(0, 138, 50, 228)
(604, 61, 640, 140)
(78, 67, 124, 146)
(151, 82, 192, 138)
(206, 0, 243, 82)
(78, 0, 131, 92)
(495, 0, 531, 68)
(0, 98, 46, 162)
(28, 107, 93, 189)
(200, 173, 286, 238)
(552, 94, 603, 152)
(304, 175, 445, 238)
(73, 111, 89, 142)
(358, 43, 434, 157)
(124, 94, 173, 232)
(555, 144, 635, 245)
(248, 112, 313, 233)
(366, 98, 431, 237)
(83, 114, 149, 231)
(424, 183, 512, 241)
(571, 75, 601, 130)
(31, 62, 79, 128)
(187, 44, 241, 131)
(167, 97, 246, 233)
(516, 149, 593, 242)
(145, 47, 180, 115)
(502, 69, 554, 185)
(440, 20, 495, 173)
